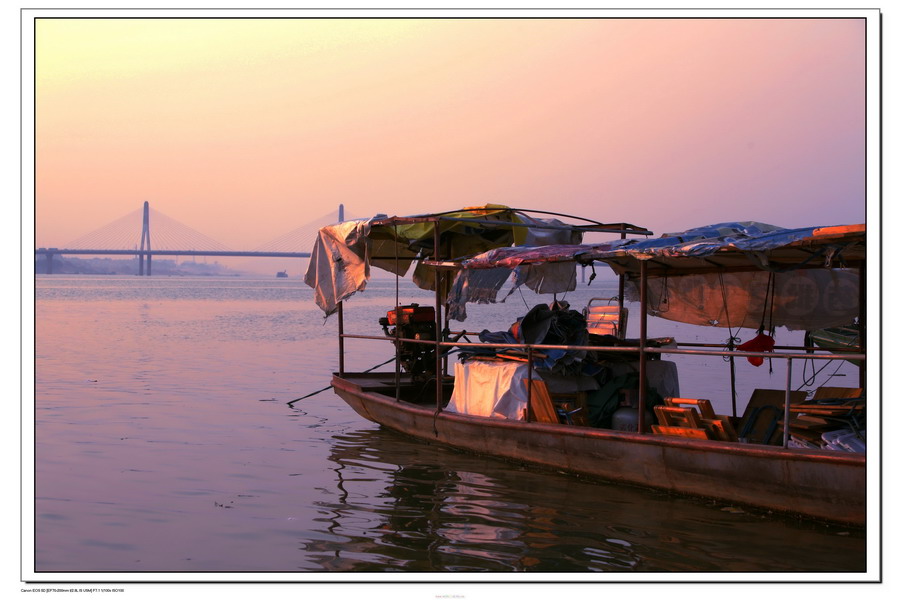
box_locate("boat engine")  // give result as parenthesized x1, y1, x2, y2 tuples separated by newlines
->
(379, 304, 437, 380)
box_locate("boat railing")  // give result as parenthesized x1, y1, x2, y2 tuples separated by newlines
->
(340, 332, 862, 360)
(337, 330, 865, 448)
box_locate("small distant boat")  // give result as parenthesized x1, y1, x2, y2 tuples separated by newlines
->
(276, 270, 288, 278)
(807, 324, 861, 365)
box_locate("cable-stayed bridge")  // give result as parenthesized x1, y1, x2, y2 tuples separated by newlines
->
(35, 202, 347, 275)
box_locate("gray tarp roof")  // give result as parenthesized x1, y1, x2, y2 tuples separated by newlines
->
(451, 222, 865, 330)
(458, 222, 865, 275)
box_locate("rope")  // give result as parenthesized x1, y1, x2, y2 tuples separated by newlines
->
(757, 272, 776, 335)
(757, 272, 776, 373)
(799, 358, 847, 390)
(718, 272, 733, 332)
(518, 285, 531, 311)
(652, 274, 670, 313)
(718, 272, 741, 361)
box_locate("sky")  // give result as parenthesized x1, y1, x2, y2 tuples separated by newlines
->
(32, 13, 870, 251)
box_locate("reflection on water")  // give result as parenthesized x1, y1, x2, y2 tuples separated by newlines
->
(34, 276, 866, 574)
(306, 428, 864, 572)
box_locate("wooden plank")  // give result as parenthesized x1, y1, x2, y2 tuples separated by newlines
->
(654, 405, 672, 426)
(665, 397, 716, 420)
(812, 387, 863, 400)
(526, 379, 560, 424)
(655, 405, 703, 429)
(651, 425, 711, 439)
(785, 428, 824, 445)
(700, 418, 738, 442)
(789, 403, 865, 416)
(720, 418, 738, 442)
(788, 415, 831, 430)
(738, 389, 807, 445)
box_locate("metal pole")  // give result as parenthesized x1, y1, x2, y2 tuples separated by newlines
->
(337, 301, 345, 377)
(783, 357, 793, 448)
(343, 334, 863, 363)
(858, 264, 866, 389)
(527, 346, 534, 423)
(442, 237, 452, 378)
(434, 221, 443, 411)
(394, 225, 401, 401)
(338, 205, 345, 379)
(618, 232, 626, 321)
(638, 260, 648, 434)
(729, 338, 737, 418)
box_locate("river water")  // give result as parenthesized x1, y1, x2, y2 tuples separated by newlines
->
(31, 275, 867, 579)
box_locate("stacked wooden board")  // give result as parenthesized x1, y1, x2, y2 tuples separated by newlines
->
(780, 387, 865, 447)
(652, 397, 739, 442)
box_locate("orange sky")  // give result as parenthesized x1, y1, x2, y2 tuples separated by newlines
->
(33, 16, 869, 250)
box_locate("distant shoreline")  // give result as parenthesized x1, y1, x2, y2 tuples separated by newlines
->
(33, 255, 249, 277)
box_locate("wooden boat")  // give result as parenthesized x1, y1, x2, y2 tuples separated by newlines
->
(305, 208, 868, 526)
(331, 373, 864, 525)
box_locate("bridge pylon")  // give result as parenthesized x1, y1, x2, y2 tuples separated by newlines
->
(139, 201, 151, 276)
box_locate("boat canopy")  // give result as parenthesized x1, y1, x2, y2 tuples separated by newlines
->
(304, 205, 649, 316)
(456, 222, 865, 331)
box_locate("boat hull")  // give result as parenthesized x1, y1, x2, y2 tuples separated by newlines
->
(332, 373, 865, 526)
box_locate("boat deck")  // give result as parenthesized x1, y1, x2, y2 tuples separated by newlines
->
(339, 371, 453, 407)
